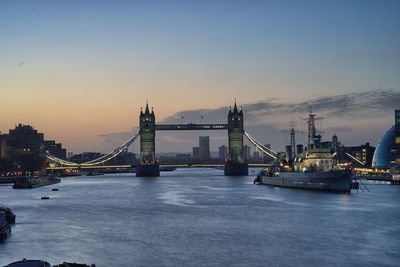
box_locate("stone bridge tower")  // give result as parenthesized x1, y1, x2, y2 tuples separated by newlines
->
(136, 102, 159, 177)
(225, 101, 248, 176)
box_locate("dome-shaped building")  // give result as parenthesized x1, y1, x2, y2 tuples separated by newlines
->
(372, 126, 395, 168)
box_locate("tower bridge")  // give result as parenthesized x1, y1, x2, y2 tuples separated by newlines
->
(46, 101, 278, 177)
(137, 101, 247, 176)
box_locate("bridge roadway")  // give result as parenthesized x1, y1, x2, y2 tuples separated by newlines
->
(155, 123, 227, 131)
(47, 163, 273, 170)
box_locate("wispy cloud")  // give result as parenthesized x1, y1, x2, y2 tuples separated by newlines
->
(98, 89, 399, 153)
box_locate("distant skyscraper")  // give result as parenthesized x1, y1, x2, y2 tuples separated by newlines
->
(219, 145, 228, 160)
(253, 151, 260, 161)
(243, 145, 250, 161)
(331, 134, 338, 151)
(192, 147, 200, 158)
(199, 136, 210, 160)
(263, 144, 271, 161)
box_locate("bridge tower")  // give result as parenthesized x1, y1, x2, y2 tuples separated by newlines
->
(224, 101, 248, 176)
(136, 102, 160, 177)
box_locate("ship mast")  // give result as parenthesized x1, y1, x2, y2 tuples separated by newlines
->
(308, 105, 316, 149)
(306, 105, 323, 150)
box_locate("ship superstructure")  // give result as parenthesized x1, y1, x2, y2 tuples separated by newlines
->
(255, 107, 352, 192)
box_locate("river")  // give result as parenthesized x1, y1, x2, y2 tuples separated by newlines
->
(1, 168, 399, 266)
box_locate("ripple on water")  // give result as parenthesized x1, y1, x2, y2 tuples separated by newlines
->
(158, 190, 197, 207)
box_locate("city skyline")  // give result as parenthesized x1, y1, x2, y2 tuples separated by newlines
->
(1, 0, 399, 153)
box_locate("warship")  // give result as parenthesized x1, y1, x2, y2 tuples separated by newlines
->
(254, 108, 352, 193)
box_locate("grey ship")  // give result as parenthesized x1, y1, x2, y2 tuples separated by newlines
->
(254, 108, 352, 193)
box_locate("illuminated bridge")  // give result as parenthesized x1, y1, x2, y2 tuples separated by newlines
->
(47, 101, 278, 176)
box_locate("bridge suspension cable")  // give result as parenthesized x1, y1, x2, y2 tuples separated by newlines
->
(244, 131, 278, 160)
(47, 132, 140, 167)
(345, 152, 365, 166)
(82, 132, 140, 164)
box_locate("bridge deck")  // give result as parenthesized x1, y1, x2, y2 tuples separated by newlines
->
(47, 163, 273, 170)
(155, 124, 227, 131)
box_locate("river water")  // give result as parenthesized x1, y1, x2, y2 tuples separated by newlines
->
(1, 168, 400, 266)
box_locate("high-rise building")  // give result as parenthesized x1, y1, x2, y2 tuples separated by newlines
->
(192, 147, 200, 158)
(0, 136, 7, 159)
(0, 124, 67, 159)
(343, 143, 375, 167)
(199, 136, 210, 160)
(243, 145, 250, 161)
(263, 144, 272, 162)
(331, 134, 338, 151)
(6, 124, 44, 151)
(42, 140, 67, 159)
(218, 145, 228, 160)
(253, 151, 260, 162)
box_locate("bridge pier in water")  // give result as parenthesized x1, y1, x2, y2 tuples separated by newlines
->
(224, 102, 248, 176)
(136, 102, 160, 177)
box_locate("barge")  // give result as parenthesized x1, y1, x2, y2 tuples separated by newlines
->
(13, 175, 60, 189)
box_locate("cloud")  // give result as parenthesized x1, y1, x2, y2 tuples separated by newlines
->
(97, 89, 399, 153)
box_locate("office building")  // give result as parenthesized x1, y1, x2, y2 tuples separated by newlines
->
(243, 145, 250, 161)
(219, 145, 228, 160)
(199, 136, 210, 160)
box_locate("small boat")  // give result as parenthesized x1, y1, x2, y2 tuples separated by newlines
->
(0, 206, 16, 224)
(52, 188, 59, 191)
(41, 196, 50, 200)
(0, 211, 11, 243)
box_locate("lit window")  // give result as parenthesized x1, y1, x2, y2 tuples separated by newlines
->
(396, 137, 400, 144)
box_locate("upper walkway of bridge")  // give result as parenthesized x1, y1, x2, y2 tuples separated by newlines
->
(155, 123, 227, 131)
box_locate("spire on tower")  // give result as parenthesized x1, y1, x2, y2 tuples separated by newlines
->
(233, 99, 238, 113)
(145, 99, 150, 114)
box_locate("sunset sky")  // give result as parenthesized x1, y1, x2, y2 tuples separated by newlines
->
(1, 0, 399, 154)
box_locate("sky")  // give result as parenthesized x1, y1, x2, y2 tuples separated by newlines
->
(0, 0, 399, 154)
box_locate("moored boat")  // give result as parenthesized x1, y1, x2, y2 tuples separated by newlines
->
(0, 206, 16, 224)
(13, 175, 60, 189)
(0, 211, 11, 243)
(255, 107, 353, 193)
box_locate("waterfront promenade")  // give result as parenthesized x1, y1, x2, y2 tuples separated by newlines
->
(1, 168, 399, 266)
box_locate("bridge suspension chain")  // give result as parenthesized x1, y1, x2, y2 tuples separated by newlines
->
(47, 132, 140, 167)
(244, 131, 278, 160)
